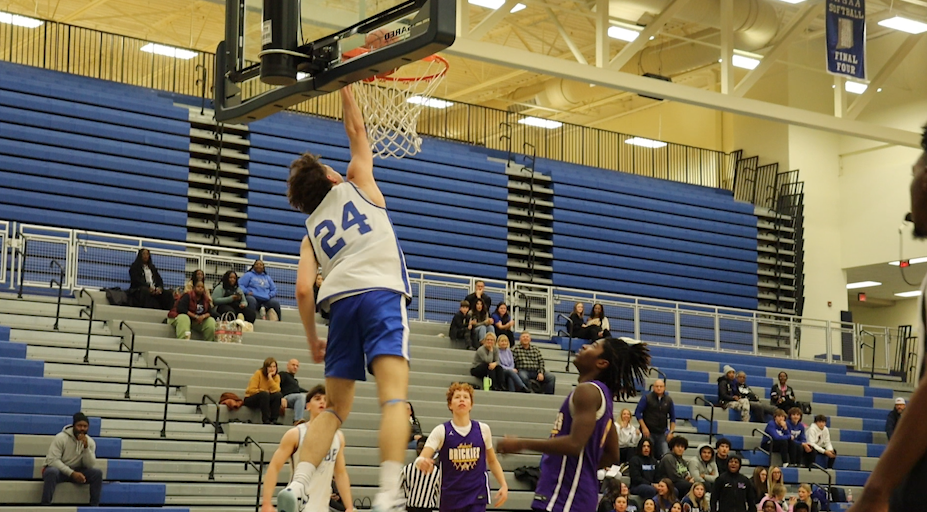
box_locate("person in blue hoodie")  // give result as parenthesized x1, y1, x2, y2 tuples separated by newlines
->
(240, 260, 281, 321)
(762, 409, 796, 467)
(786, 407, 813, 467)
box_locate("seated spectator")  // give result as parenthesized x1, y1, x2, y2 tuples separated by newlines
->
(128, 248, 173, 310)
(751, 466, 768, 503)
(717, 365, 751, 421)
(41, 412, 102, 506)
(687, 443, 718, 486)
(589, 303, 611, 338)
(886, 397, 905, 439)
(241, 259, 281, 321)
(787, 484, 820, 512)
(767, 465, 784, 488)
(312, 274, 330, 323)
(400, 437, 440, 512)
(763, 409, 797, 467)
(569, 302, 601, 340)
(804, 414, 836, 469)
(736, 371, 777, 422)
(183, 269, 209, 293)
(464, 279, 492, 312)
(710, 456, 755, 512)
(212, 270, 256, 323)
(761, 500, 781, 512)
(616, 482, 639, 512)
(172, 278, 215, 341)
(787, 407, 812, 467)
(635, 379, 676, 460)
(470, 332, 506, 391)
(680, 482, 709, 512)
(658, 436, 693, 496)
(511, 332, 556, 394)
(713, 438, 731, 469)
(629, 438, 660, 500)
(407, 402, 423, 449)
(496, 335, 529, 392)
(654, 478, 678, 512)
(491, 302, 516, 343)
(611, 495, 632, 512)
(469, 298, 495, 349)
(278, 359, 307, 425)
(669, 503, 682, 512)
(770, 372, 797, 413)
(617, 407, 642, 463)
(449, 300, 472, 347)
(244, 357, 283, 424)
(759, 483, 787, 512)
(642, 499, 656, 512)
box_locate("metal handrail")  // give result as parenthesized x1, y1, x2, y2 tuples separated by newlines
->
(49, 260, 65, 330)
(78, 288, 94, 363)
(118, 321, 136, 399)
(858, 330, 877, 379)
(153, 355, 172, 438)
(201, 394, 223, 481)
(809, 463, 833, 512)
(648, 367, 668, 383)
(557, 313, 576, 372)
(694, 396, 718, 444)
(243, 436, 265, 512)
(752, 428, 772, 456)
(512, 289, 529, 329)
(14, 242, 27, 298)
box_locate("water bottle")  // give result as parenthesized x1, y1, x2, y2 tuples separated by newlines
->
(847, 488, 853, 502)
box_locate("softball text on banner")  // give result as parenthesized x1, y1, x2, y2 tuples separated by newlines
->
(826, 0, 867, 81)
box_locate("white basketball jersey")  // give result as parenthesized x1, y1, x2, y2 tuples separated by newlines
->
(290, 423, 342, 511)
(306, 182, 411, 312)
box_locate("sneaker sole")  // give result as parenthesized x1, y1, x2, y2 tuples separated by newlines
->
(276, 489, 300, 512)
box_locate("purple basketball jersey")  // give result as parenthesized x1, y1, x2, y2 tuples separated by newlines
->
(533, 381, 614, 512)
(439, 420, 490, 512)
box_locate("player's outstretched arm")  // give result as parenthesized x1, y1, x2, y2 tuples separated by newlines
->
(334, 432, 355, 512)
(295, 236, 325, 363)
(486, 446, 508, 507)
(261, 429, 300, 512)
(340, 86, 385, 207)
(497, 382, 601, 457)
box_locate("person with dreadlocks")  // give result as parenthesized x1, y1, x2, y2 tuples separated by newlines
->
(497, 337, 651, 512)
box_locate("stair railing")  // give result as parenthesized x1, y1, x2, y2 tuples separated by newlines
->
(243, 436, 266, 512)
(49, 259, 65, 330)
(153, 355, 172, 438)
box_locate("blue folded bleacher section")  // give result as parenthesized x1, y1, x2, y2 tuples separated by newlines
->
(246, 112, 509, 280)
(0, 61, 189, 241)
(548, 158, 758, 310)
(0, 325, 169, 507)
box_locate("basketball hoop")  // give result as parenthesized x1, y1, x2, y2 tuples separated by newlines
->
(343, 47, 449, 159)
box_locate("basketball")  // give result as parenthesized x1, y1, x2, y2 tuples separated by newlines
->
(365, 29, 390, 50)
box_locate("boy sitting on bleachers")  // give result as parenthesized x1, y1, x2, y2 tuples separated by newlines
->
(803, 415, 836, 469)
(448, 300, 471, 347)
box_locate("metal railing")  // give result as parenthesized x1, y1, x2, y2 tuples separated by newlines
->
(201, 394, 223, 481)
(78, 288, 94, 363)
(118, 321, 137, 399)
(0, 16, 734, 190)
(243, 436, 265, 512)
(49, 260, 64, 330)
(153, 355, 172, 438)
(693, 396, 719, 444)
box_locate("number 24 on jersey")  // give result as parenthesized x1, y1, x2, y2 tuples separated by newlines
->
(313, 201, 372, 259)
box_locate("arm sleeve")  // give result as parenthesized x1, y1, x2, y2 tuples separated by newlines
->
(635, 396, 646, 421)
(128, 264, 144, 289)
(536, 348, 546, 374)
(718, 381, 733, 402)
(425, 424, 446, 452)
(668, 399, 676, 424)
(176, 294, 191, 315)
(886, 413, 897, 438)
(44, 434, 75, 476)
(268, 276, 277, 298)
(239, 273, 252, 293)
(245, 371, 261, 396)
(824, 429, 834, 451)
(270, 375, 281, 393)
(628, 458, 644, 487)
(687, 459, 705, 483)
(602, 317, 610, 332)
(479, 422, 493, 449)
(212, 285, 232, 305)
(806, 427, 825, 453)
(82, 438, 97, 469)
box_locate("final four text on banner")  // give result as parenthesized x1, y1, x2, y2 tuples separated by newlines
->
(826, 0, 867, 80)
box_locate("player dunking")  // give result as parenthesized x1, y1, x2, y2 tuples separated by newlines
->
(277, 85, 412, 512)
(498, 337, 650, 512)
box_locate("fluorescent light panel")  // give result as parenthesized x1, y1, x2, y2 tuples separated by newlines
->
(896, 290, 923, 298)
(518, 117, 562, 129)
(468, 0, 526, 13)
(140, 43, 197, 60)
(625, 137, 668, 149)
(407, 96, 454, 109)
(732, 55, 760, 70)
(0, 11, 43, 28)
(777, 0, 806, 3)
(845, 81, 868, 94)
(878, 16, 927, 35)
(889, 257, 927, 266)
(846, 281, 881, 289)
(607, 26, 640, 42)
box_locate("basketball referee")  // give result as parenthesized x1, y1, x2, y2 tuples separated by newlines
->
(400, 438, 441, 512)
(848, 123, 927, 512)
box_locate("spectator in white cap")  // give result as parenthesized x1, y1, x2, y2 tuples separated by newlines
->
(886, 398, 906, 440)
(717, 365, 750, 421)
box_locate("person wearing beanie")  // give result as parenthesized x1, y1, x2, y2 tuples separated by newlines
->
(710, 455, 756, 512)
(687, 443, 718, 485)
(886, 397, 906, 440)
(42, 412, 102, 506)
(717, 365, 750, 421)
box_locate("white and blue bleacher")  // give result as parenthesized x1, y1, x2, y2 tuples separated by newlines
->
(0, 61, 189, 241)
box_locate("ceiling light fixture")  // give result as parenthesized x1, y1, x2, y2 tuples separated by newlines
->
(732, 55, 761, 70)
(0, 11, 43, 28)
(407, 96, 454, 109)
(607, 26, 641, 42)
(895, 290, 922, 298)
(878, 16, 927, 35)
(845, 81, 868, 94)
(625, 137, 668, 149)
(518, 116, 562, 129)
(889, 257, 927, 266)
(846, 281, 881, 289)
(140, 43, 197, 60)
(468, 0, 526, 13)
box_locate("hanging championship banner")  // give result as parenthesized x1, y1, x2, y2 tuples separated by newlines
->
(826, 0, 867, 80)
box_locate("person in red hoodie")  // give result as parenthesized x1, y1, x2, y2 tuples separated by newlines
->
(172, 278, 215, 340)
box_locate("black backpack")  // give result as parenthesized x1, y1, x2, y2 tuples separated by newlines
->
(514, 465, 541, 490)
(104, 287, 130, 306)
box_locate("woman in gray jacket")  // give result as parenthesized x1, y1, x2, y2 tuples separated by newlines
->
(469, 332, 506, 391)
(212, 270, 256, 323)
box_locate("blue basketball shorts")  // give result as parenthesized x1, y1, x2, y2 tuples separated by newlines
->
(325, 290, 409, 381)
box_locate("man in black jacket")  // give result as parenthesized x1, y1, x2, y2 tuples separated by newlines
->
(464, 280, 492, 312)
(711, 455, 756, 512)
(635, 379, 676, 460)
(279, 359, 308, 424)
(448, 301, 472, 348)
(885, 397, 905, 440)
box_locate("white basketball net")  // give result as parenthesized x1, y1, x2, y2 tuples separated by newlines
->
(352, 56, 448, 159)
